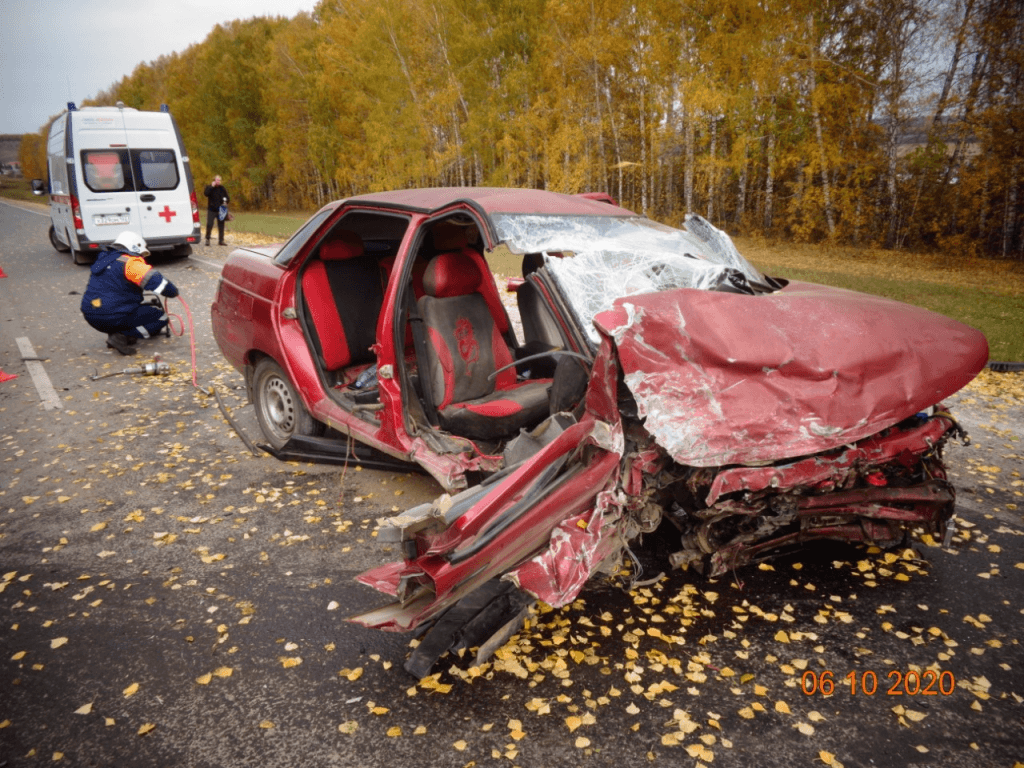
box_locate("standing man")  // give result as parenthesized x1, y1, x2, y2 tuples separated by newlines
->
(204, 175, 230, 246)
(81, 231, 179, 355)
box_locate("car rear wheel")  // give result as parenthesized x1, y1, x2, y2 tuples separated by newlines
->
(253, 358, 323, 449)
(48, 225, 71, 253)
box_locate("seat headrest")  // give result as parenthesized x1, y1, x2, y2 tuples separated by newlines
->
(431, 222, 470, 251)
(423, 251, 481, 298)
(320, 229, 364, 261)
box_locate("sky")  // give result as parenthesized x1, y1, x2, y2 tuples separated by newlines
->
(0, 0, 319, 135)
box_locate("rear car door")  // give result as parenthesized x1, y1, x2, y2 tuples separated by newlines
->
(124, 114, 191, 241)
(76, 110, 135, 242)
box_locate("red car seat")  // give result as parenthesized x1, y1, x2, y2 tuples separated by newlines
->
(417, 247, 551, 440)
(301, 229, 383, 372)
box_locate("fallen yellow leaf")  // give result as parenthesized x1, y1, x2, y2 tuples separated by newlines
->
(339, 667, 363, 681)
(123, 683, 139, 698)
(138, 723, 155, 735)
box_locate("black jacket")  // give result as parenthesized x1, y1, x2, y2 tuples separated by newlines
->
(204, 183, 229, 211)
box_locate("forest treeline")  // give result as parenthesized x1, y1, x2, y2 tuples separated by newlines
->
(20, 0, 1024, 258)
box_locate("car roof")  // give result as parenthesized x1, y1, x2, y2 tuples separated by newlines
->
(343, 187, 636, 218)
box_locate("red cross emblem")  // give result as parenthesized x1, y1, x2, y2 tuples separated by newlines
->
(158, 205, 176, 223)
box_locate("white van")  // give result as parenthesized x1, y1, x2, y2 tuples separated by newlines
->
(32, 102, 201, 264)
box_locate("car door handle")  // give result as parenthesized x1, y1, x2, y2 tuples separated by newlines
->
(140, 194, 156, 202)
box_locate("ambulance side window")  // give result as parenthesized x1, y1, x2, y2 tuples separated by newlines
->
(132, 150, 180, 191)
(82, 150, 131, 192)
(48, 158, 62, 194)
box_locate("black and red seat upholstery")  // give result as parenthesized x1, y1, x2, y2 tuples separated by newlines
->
(301, 229, 383, 373)
(417, 246, 551, 440)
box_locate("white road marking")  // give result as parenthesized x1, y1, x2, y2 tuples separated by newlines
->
(15, 337, 63, 410)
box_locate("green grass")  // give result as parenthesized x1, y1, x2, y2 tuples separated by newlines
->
(229, 210, 310, 240)
(756, 265, 1024, 362)
(0, 178, 41, 203)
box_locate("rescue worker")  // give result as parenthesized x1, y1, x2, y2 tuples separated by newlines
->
(81, 231, 179, 355)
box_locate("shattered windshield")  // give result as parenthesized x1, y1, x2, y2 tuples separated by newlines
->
(491, 213, 769, 346)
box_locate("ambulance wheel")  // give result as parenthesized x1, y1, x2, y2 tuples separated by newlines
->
(253, 358, 323, 450)
(49, 225, 70, 253)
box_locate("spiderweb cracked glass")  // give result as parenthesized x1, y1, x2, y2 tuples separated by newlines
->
(493, 212, 764, 346)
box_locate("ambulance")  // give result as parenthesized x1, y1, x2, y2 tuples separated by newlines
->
(32, 102, 201, 264)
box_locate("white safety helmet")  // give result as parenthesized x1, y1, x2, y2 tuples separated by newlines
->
(113, 231, 150, 257)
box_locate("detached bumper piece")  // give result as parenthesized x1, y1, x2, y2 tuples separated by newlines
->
(404, 579, 535, 678)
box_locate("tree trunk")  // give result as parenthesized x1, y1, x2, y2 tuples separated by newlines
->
(684, 103, 694, 213)
(707, 117, 717, 221)
(764, 129, 775, 230)
(1003, 157, 1019, 259)
(814, 108, 836, 237)
(737, 140, 748, 228)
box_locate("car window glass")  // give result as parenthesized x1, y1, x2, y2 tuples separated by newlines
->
(82, 150, 131, 192)
(274, 208, 335, 265)
(492, 212, 769, 346)
(132, 149, 179, 190)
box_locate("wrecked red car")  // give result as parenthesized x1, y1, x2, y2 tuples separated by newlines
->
(210, 188, 988, 676)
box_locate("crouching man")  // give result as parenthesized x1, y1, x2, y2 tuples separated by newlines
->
(81, 231, 179, 355)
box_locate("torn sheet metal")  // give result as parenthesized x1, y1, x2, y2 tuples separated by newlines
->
(704, 412, 954, 505)
(349, 417, 623, 632)
(592, 281, 989, 468)
(504, 489, 626, 608)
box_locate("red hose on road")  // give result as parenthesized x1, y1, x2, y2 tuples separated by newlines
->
(164, 295, 259, 454)
(165, 295, 208, 393)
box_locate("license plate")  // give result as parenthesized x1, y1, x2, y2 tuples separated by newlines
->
(94, 213, 131, 226)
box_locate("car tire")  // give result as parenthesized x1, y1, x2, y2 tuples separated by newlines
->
(49, 225, 71, 253)
(253, 358, 323, 449)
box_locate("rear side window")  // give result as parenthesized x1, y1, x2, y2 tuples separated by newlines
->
(132, 149, 179, 190)
(80, 148, 180, 192)
(82, 150, 131, 192)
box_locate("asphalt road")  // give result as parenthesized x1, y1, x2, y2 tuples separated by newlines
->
(1, 199, 1023, 768)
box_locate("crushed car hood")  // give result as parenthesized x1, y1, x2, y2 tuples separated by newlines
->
(593, 280, 989, 467)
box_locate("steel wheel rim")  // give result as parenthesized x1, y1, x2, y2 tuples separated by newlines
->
(261, 375, 295, 440)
